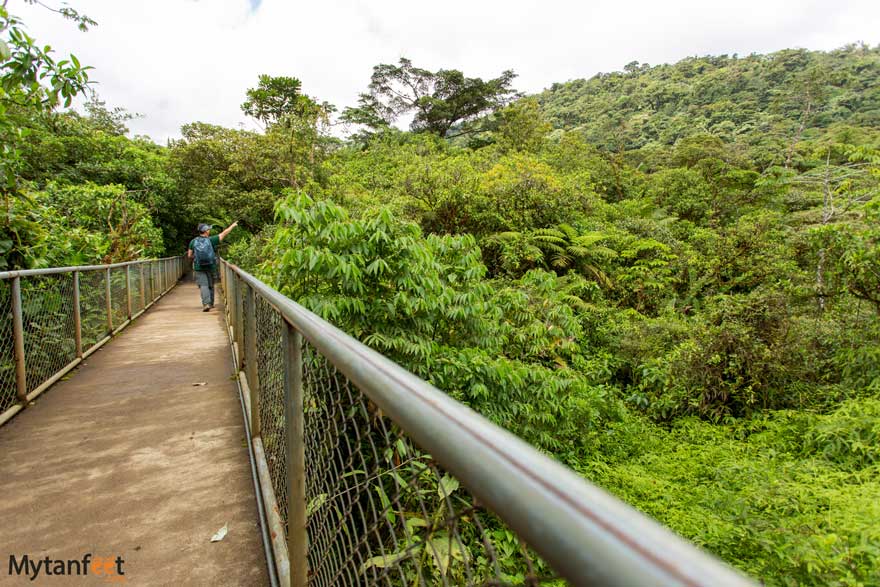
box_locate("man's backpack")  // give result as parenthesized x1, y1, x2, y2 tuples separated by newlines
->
(192, 236, 216, 267)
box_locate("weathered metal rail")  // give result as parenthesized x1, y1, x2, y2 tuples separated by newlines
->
(0, 256, 185, 426)
(220, 259, 757, 587)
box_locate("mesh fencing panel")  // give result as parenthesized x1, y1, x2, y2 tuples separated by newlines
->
(130, 265, 143, 315)
(143, 264, 153, 305)
(20, 273, 77, 393)
(256, 295, 289, 529)
(110, 267, 129, 327)
(299, 340, 558, 587)
(241, 284, 251, 417)
(79, 269, 109, 350)
(0, 279, 16, 414)
(241, 280, 561, 587)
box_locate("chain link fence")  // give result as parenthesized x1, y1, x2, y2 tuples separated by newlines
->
(229, 266, 556, 586)
(110, 267, 129, 330)
(0, 257, 185, 426)
(130, 265, 144, 316)
(20, 273, 77, 394)
(222, 260, 755, 587)
(0, 280, 15, 415)
(298, 339, 556, 587)
(256, 294, 290, 529)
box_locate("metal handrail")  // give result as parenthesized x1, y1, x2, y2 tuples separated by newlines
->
(0, 256, 186, 427)
(0, 255, 183, 280)
(221, 258, 756, 587)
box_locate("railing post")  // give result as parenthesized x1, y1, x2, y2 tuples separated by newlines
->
(226, 264, 234, 325)
(139, 264, 146, 309)
(283, 322, 307, 586)
(125, 265, 132, 319)
(223, 264, 230, 319)
(244, 284, 260, 438)
(235, 274, 245, 370)
(105, 267, 113, 333)
(73, 271, 83, 358)
(11, 276, 27, 403)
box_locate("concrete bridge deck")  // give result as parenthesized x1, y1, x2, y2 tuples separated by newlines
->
(0, 281, 268, 586)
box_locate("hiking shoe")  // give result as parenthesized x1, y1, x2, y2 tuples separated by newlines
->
(203, 305, 210, 312)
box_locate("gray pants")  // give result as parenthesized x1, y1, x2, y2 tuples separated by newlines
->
(194, 270, 215, 306)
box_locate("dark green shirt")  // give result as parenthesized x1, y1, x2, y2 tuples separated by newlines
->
(188, 235, 220, 271)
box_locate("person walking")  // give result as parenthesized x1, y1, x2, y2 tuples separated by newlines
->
(188, 221, 238, 311)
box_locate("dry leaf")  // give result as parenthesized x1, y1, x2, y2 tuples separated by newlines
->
(210, 523, 228, 542)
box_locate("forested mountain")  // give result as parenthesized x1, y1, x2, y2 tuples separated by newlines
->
(538, 45, 880, 158)
(3, 4, 878, 582)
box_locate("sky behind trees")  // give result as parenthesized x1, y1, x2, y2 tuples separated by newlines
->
(13, 0, 880, 143)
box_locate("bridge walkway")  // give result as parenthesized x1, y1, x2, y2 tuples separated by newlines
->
(0, 280, 268, 585)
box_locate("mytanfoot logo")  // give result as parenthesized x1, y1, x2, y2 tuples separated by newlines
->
(7, 554, 126, 582)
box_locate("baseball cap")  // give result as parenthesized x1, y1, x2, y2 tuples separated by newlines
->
(197, 223, 212, 233)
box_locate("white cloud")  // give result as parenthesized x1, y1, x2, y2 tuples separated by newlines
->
(10, 0, 880, 143)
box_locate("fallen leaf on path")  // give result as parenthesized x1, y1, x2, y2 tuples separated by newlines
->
(210, 524, 228, 542)
(192, 382, 207, 386)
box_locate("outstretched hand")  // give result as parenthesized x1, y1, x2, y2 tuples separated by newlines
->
(219, 220, 240, 241)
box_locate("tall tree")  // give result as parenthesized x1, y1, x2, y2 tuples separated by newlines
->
(241, 74, 333, 189)
(341, 58, 518, 138)
(241, 75, 304, 127)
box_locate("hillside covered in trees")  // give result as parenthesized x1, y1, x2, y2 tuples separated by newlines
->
(3, 4, 879, 582)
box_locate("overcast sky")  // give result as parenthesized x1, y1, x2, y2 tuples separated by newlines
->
(12, 0, 880, 143)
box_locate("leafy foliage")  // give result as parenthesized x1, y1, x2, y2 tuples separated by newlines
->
(342, 58, 518, 138)
(10, 18, 880, 583)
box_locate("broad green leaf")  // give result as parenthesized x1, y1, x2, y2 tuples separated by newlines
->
(437, 475, 459, 499)
(360, 547, 419, 573)
(306, 493, 327, 516)
(426, 534, 466, 576)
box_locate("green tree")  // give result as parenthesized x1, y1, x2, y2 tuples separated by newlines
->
(1, 1, 95, 268)
(342, 58, 518, 138)
(493, 97, 551, 153)
(241, 74, 334, 189)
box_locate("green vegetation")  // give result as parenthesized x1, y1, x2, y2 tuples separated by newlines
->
(4, 5, 879, 583)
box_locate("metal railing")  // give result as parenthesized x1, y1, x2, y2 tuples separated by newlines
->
(0, 256, 186, 426)
(220, 259, 756, 587)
